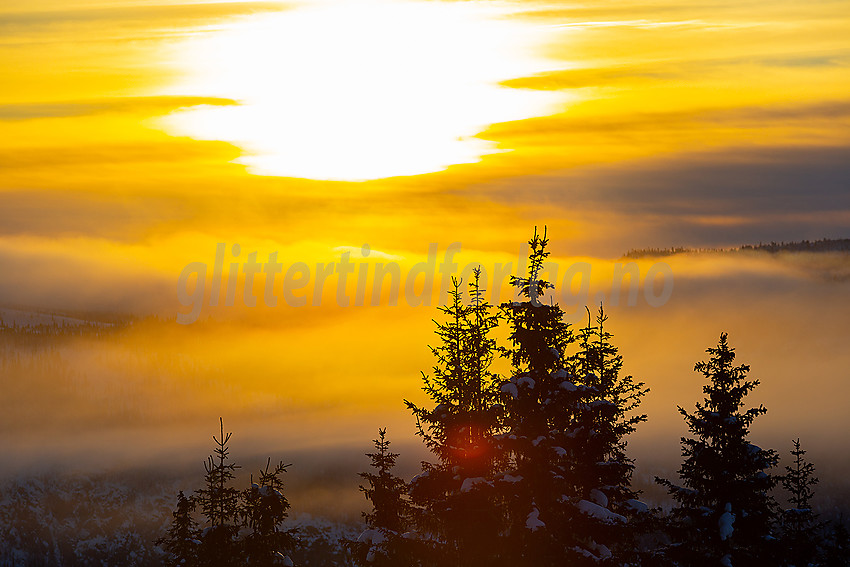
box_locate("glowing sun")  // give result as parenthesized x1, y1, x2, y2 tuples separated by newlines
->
(159, 0, 567, 181)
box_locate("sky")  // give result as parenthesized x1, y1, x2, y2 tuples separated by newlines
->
(2, 0, 849, 284)
(1, 0, 849, 509)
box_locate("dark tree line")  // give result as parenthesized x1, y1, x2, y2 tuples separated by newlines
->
(624, 237, 850, 258)
(160, 230, 849, 567)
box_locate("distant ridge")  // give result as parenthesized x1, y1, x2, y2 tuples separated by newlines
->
(623, 238, 850, 259)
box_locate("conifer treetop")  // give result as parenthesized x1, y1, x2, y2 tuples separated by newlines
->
(509, 226, 554, 304)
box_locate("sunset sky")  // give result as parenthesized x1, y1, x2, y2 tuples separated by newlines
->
(1, 0, 849, 499)
(2, 0, 849, 289)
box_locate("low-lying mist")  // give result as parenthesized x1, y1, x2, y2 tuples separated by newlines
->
(2, 249, 848, 517)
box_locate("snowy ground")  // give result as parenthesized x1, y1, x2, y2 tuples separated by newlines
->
(0, 471, 360, 567)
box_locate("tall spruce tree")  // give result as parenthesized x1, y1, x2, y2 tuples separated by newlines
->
(195, 418, 242, 567)
(657, 333, 780, 567)
(567, 306, 651, 564)
(569, 307, 648, 500)
(349, 428, 414, 567)
(496, 228, 638, 566)
(405, 269, 504, 566)
(780, 438, 822, 566)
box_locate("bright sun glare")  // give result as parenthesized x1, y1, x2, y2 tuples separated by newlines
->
(159, 0, 568, 181)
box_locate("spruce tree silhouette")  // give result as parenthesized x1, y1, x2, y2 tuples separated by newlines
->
(241, 459, 296, 567)
(348, 428, 414, 567)
(498, 226, 581, 567)
(569, 306, 648, 504)
(656, 333, 780, 567)
(157, 491, 200, 567)
(496, 228, 646, 566)
(195, 418, 242, 567)
(566, 306, 651, 565)
(780, 438, 822, 566)
(405, 269, 504, 567)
